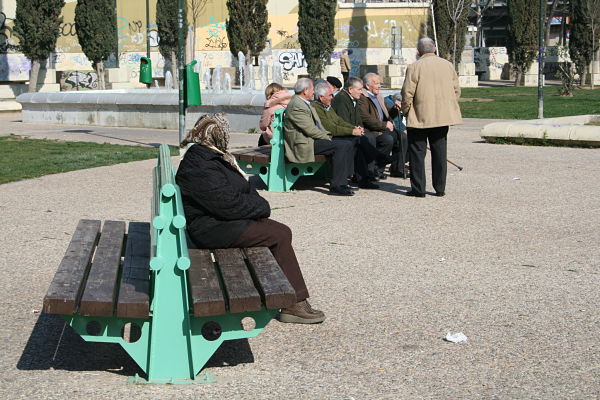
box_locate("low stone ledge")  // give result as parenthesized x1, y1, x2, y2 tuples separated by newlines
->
(17, 90, 266, 132)
(481, 115, 600, 147)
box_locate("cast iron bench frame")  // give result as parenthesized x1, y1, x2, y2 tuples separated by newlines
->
(42, 144, 296, 383)
(232, 108, 329, 192)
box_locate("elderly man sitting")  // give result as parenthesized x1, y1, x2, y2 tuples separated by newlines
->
(284, 78, 355, 196)
(359, 72, 403, 180)
(311, 80, 397, 189)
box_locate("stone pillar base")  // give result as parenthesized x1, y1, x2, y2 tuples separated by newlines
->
(459, 75, 479, 87)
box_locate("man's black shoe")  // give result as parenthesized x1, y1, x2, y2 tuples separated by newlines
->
(330, 185, 354, 196)
(406, 190, 425, 197)
(435, 192, 445, 197)
(358, 180, 379, 189)
(389, 171, 407, 178)
(377, 172, 388, 180)
(343, 184, 358, 192)
(377, 152, 400, 164)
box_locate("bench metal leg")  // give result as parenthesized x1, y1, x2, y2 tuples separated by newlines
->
(62, 309, 277, 384)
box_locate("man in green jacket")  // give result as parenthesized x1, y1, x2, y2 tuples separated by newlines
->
(284, 78, 355, 196)
(312, 80, 394, 189)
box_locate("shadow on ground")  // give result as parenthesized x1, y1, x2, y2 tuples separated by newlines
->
(17, 313, 255, 378)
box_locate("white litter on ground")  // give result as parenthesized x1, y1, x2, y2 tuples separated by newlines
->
(444, 332, 468, 343)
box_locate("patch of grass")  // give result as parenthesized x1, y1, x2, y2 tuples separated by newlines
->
(0, 135, 177, 184)
(460, 86, 600, 119)
(585, 121, 600, 126)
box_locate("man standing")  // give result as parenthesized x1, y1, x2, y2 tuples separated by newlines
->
(340, 49, 352, 84)
(401, 37, 463, 197)
(284, 78, 355, 196)
(359, 72, 402, 180)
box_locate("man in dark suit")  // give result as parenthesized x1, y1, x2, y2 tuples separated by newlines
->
(358, 72, 403, 180)
(284, 78, 355, 196)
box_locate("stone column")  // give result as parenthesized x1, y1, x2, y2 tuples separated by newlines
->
(523, 61, 544, 87)
(458, 47, 478, 88)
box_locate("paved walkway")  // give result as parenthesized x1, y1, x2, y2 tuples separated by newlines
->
(1, 113, 599, 399)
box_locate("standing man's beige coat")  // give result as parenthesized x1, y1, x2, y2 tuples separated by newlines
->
(401, 53, 463, 129)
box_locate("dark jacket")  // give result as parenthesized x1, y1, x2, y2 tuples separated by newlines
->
(311, 101, 355, 137)
(384, 95, 407, 132)
(331, 89, 362, 127)
(175, 144, 270, 249)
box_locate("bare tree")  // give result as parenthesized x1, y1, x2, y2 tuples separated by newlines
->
(446, 0, 469, 68)
(472, 0, 494, 47)
(583, 0, 600, 87)
(187, 0, 208, 61)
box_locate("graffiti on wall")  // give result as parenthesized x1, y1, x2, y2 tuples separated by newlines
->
(0, 54, 31, 80)
(278, 50, 306, 72)
(118, 16, 145, 46)
(60, 70, 99, 90)
(0, 12, 21, 53)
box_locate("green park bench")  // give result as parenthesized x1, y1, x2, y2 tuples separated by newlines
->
(42, 144, 297, 384)
(232, 108, 329, 192)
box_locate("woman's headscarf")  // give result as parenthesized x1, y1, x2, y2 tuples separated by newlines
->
(180, 113, 247, 179)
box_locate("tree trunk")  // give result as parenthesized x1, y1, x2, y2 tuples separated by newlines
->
(27, 60, 40, 93)
(187, 26, 195, 63)
(95, 60, 106, 90)
(514, 70, 523, 86)
(453, 29, 457, 70)
(545, 0, 560, 47)
(171, 50, 179, 89)
(476, 4, 483, 47)
(581, 65, 589, 85)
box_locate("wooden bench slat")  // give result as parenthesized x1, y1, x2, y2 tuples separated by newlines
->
(117, 222, 151, 319)
(244, 247, 296, 310)
(43, 219, 101, 315)
(79, 221, 126, 316)
(214, 248, 261, 313)
(232, 146, 328, 164)
(188, 249, 227, 317)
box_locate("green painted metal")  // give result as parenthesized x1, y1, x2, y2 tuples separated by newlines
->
(64, 315, 151, 373)
(239, 109, 327, 192)
(56, 144, 278, 383)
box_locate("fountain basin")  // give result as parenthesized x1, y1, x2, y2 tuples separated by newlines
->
(17, 89, 267, 132)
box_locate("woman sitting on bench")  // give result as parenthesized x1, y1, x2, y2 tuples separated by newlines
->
(176, 113, 325, 324)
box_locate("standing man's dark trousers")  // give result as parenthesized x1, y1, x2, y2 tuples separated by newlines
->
(407, 126, 448, 195)
(314, 138, 354, 188)
(365, 131, 394, 177)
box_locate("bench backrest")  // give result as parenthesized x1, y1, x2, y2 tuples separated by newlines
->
(151, 144, 190, 272)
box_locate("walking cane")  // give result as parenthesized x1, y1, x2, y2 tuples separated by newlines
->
(427, 146, 463, 171)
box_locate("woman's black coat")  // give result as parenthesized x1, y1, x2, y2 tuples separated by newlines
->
(175, 144, 270, 249)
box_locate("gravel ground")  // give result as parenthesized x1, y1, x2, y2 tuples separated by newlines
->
(0, 115, 599, 399)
